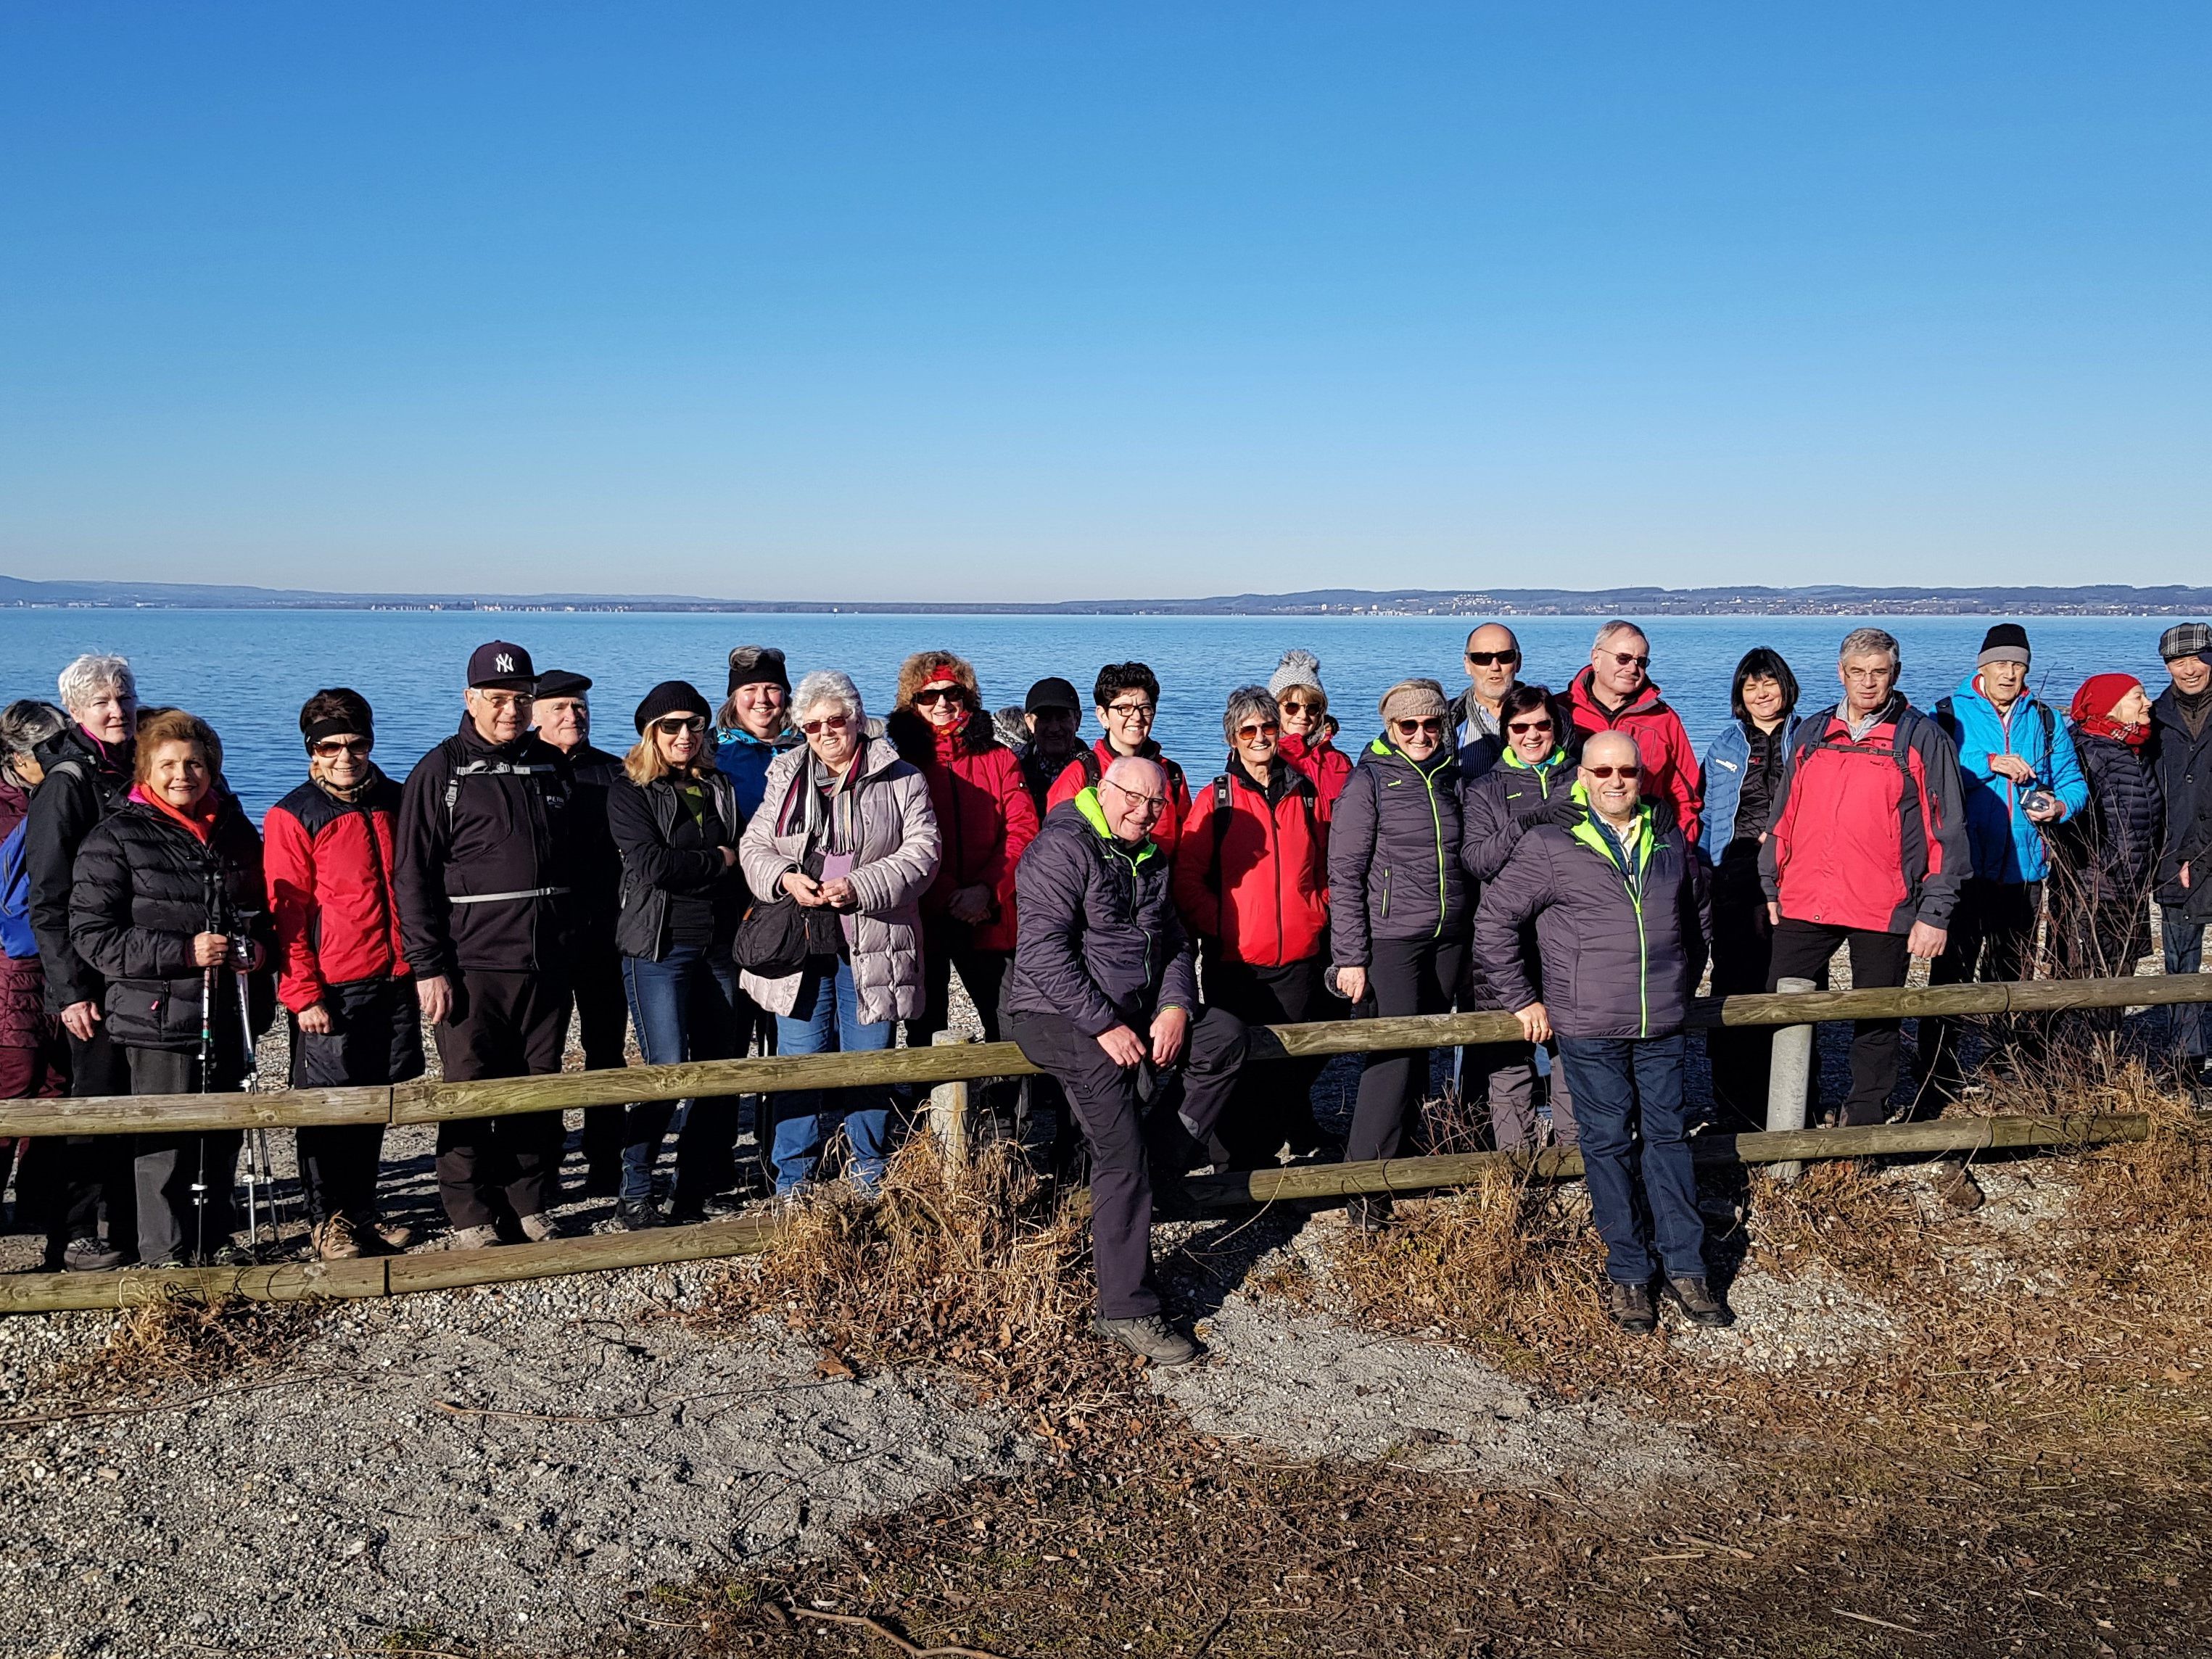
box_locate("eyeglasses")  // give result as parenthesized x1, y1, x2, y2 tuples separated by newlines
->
(1584, 763, 1641, 779)
(1235, 720, 1280, 740)
(1506, 719, 1553, 736)
(1103, 701, 1155, 719)
(1606, 652, 1651, 671)
(1394, 718, 1444, 737)
(913, 686, 962, 707)
(1465, 650, 1521, 667)
(800, 713, 851, 735)
(312, 737, 371, 758)
(474, 691, 533, 711)
(653, 716, 708, 736)
(1102, 778, 1168, 812)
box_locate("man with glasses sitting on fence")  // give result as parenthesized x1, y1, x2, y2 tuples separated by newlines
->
(1006, 756, 1247, 1368)
(1474, 730, 1726, 1334)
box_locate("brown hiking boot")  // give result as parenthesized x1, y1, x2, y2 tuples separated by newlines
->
(371, 1220, 415, 1251)
(313, 1215, 365, 1262)
(1605, 1279, 1657, 1333)
(1663, 1275, 1734, 1328)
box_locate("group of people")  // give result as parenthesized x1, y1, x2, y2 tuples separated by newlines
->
(0, 613, 2203, 1366)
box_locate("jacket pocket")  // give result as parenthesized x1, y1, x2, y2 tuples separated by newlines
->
(1378, 866, 1392, 920)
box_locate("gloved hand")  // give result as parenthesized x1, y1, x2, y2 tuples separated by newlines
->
(1531, 792, 1585, 829)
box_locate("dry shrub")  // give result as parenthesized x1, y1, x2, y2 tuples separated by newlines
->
(46, 1291, 318, 1399)
(693, 1135, 1135, 1449)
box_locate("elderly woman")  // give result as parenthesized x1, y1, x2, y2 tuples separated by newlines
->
(739, 671, 940, 1193)
(69, 711, 273, 1267)
(26, 654, 141, 1270)
(2051, 674, 2160, 1009)
(608, 681, 746, 1228)
(1, 701, 70, 1263)
(1173, 684, 1330, 1164)
(1268, 649, 1353, 814)
(886, 651, 1040, 1064)
(263, 689, 421, 1260)
(1329, 678, 1468, 1230)
(1458, 683, 1579, 1151)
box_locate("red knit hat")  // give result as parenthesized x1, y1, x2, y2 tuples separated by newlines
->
(2069, 672, 2142, 725)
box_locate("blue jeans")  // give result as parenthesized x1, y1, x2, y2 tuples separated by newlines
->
(621, 947, 742, 1207)
(2163, 907, 2208, 1062)
(1556, 1034, 1707, 1284)
(770, 958, 896, 1193)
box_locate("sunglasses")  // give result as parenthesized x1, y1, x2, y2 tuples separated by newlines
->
(1464, 650, 1521, 667)
(914, 686, 962, 706)
(1506, 719, 1553, 736)
(1236, 720, 1280, 740)
(1394, 717, 1444, 736)
(1279, 700, 1318, 714)
(800, 713, 851, 735)
(312, 737, 371, 758)
(1584, 763, 1641, 779)
(653, 716, 707, 736)
(1607, 651, 1651, 671)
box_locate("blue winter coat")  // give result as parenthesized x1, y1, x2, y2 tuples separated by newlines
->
(714, 729, 795, 822)
(1697, 715, 1801, 856)
(1932, 675, 2089, 885)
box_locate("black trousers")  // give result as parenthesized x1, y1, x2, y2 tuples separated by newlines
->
(1007, 1005, 1247, 1320)
(1767, 919, 1910, 1127)
(126, 1043, 247, 1265)
(1346, 935, 1469, 1164)
(432, 969, 572, 1230)
(906, 922, 1013, 1048)
(571, 947, 633, 1175)
(1201, 951, 1326, 1165)
(1921, 879, 2042, 1098)
(289, 977, 424, 1228)
(61, 1022, 134, 1248)
(1706, 843, 1780, 1133)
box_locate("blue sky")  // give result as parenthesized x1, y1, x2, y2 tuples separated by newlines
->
(1, 4, 2205, 600)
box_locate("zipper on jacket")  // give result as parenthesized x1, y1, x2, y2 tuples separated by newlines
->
(1422, 764, 1448, 939)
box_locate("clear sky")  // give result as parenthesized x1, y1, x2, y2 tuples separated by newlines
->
(1, 4, 2205, 601)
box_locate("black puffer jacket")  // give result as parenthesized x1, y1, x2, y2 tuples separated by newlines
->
(2058, 727, 2160, 902)
(25, 724, 133, 1012)
(608, 769, 742, 961)
(396, 719, 579, 978)
(1458, 750, 1575, 1008)
(561, 740, 626, 952)
(68, 795, 275, 1052)
(1003, 794, 1197, 1038)
(1327, 736, 1466, 969)
(2153, 687, 2212, 921)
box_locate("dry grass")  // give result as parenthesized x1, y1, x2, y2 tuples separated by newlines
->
(44, 1291, 321, 1399)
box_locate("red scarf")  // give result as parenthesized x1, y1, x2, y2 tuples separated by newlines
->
(2070, 673, 2149, 748)
(129, 782, 220, 843)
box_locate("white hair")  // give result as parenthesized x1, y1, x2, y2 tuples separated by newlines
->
(56, 654, 135, 718)
(791, 669, 864, 727)
(1591, 618, 1648, 653)
(1838, 626, 1902, 671)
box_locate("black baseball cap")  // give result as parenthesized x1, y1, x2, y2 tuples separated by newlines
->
(1024, 676, 1081, 715)
(534, 669, 592, 700)
(467, 640, 536, 690)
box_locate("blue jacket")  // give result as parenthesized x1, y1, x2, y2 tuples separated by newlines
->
(1932, 674, 2088, 885)
(714, 729, 794, 823)
(1697, 715, 1802, 856)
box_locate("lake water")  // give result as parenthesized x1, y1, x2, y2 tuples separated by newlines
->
(0, 608, 2184, 818)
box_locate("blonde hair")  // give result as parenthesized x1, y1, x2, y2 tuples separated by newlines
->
(623, 735, 714, 787)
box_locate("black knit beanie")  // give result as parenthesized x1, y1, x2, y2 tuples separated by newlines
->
(1977, 624, 2031, 669)
(634, 679, 714, 732)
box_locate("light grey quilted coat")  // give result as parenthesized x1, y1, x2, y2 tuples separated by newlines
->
(738, 735, 941, 1025)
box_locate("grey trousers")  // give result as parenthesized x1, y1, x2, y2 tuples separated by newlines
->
(1462, 1038, 1579, 1150)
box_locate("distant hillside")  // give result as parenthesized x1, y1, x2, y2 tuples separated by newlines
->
(3, 574, 2208, 616)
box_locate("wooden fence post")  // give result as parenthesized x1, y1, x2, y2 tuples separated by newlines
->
(929, 1030, 973, 1170)
(1765, 976, 1817, 1183)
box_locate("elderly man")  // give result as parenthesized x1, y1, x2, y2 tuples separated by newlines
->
(2152, 623, 2212, 1096)
(1761, 628, 1970, 1125)
(1474, 731, 1724, 1333)
(1566, 620, 1702, 842)
(25, 654, 141, 1270)
(1005, 755, 1247, 1367)
(397, 641, 581, 1247)
(1449, 622, 1525, 777)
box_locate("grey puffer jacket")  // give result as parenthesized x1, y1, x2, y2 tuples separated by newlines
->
(738, 736, 940, 1025)
(1472, 793, 1709, 1041)
(1327, 735, 1467, 968)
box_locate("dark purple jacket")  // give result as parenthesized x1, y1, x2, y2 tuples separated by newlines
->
(1472, 794, 1709, 1041)
(1458, 751, 1575, 1009)
(1003, 792, 1197, 1038)
(1327, 736, 1467, 968)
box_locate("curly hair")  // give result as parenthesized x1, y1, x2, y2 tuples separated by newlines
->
(893, 650, 982, 713)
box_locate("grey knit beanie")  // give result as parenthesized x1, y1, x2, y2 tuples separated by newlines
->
(1377, 677, 1449, 725)
(1268, 648, 1324, 702)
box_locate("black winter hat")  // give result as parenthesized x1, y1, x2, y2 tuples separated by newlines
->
(1024, 676, 1081, 714)
(467, 640, 535, 690)
(634, 679, 714, 733)
(1977, 624, 2031, 669)
(725, 645, 791, 696)
(534, 669, 592, 700)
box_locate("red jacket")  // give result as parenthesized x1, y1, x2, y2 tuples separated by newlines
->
(1047, 738, 1192, 865)
(263, 775, 410, 1013)
(1172, 758, 1329, 967)
(907, 712, 1040, 953)
(1567, 667, 1703, 845)
(1759, 700, 1970, 935)
(1279, 731, 1352, 816)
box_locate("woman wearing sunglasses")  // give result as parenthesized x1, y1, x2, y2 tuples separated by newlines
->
(739, 670, 941, 1194)
(263, 689, 420, 1260)
(605, 681, 746, 1228)
(1268, 648, 1352, 814)
(886, 651, 1040, 1072)
(1326, 678, 1469, 1230)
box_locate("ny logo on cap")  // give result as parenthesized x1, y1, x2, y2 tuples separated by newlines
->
(495, 653, 516, 675)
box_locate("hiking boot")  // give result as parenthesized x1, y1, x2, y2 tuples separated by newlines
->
(1605, 1279, 1658, 1333)
(516, 1212, 561, 1243)
(1663, 1275, 1734, 1328)
(616, 1198, 664, 1231)
(312, 1215, 366, 1261)
(371, 1220, 415, 1252)
(1093, 1312, 1203, 1368)
(445, 1223, 501, 1251)
(61, 1236, 128, 1273)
